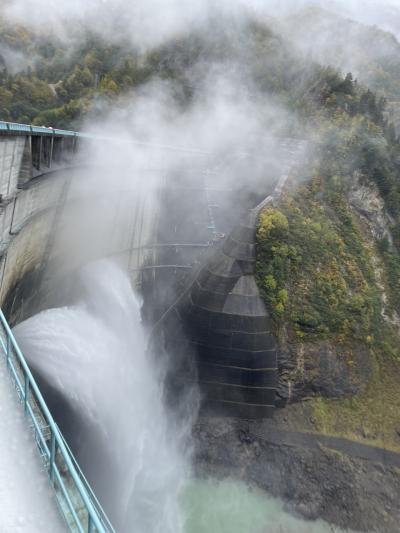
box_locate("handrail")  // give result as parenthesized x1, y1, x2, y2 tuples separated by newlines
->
(0, 120, 80, 137)
(0, 120, 210, 154)
(0, 308, 115, 533)
(58, 430, 116, 533)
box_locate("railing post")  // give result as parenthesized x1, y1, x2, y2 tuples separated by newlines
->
(88, 513, 94, 533)
(6, 333, 10, 368)
(49, 431, 56, 481)
(39, 135, 43, 170)
(49, 136, 54, 168)
(24, 372, 29, 413)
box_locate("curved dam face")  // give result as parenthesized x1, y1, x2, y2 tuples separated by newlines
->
(0, 134, 158, 325)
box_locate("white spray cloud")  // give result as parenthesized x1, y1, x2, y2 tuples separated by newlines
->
(50, 70, 291, 281)
(14, 260, 193, 533)
(3, 0, 400, 41)
(2, 0, 242, 49)
(3, 0, 400, 80)
(269, 1, 400, 95)
(0, 44, 36, 73)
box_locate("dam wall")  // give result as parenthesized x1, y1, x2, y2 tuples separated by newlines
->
(0, 133, 157, 324)
(0, 136, 27, 199)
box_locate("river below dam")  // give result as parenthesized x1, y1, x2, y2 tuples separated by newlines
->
(182, 477, 347, 533)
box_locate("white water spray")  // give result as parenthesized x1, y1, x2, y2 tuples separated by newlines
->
(12, 260, 353, 533)
(14, 260, 191, 533)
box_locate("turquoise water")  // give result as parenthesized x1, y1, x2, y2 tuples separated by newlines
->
(182, 478, 346, 533)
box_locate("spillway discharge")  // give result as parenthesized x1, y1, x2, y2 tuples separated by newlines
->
(14, 260, 194, 533)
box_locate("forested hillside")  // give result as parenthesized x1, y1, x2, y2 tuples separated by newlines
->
(1, 11, 396, 129)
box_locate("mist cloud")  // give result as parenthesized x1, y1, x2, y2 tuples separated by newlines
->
(3, 0, 400, 56)
(2, 0, 251, 49)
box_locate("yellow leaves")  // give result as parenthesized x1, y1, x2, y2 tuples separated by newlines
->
(278, 289, 288, 305)
(311, 221, 322, 233)
(257, 208, 288, 242)
(264, 274, 277, 290)
(99, 76, 119, 97)
(257, 208, 289, 249)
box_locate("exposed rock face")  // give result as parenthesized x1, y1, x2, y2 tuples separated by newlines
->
(194, 417, 400, 533)
(348, 171, 394, 243)
(348, 171, 400, 332)
(276, 335, 370, 405)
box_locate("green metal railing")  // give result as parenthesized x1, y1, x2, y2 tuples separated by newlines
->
(0, 308, 116, 533)
(0, 120, 210, 153)
(0, 120, 88, 138)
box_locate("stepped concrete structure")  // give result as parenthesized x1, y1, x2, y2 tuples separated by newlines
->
(182, 208, 277, 418)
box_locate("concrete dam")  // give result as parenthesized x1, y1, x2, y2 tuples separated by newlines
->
(0, 122, 304, 531)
